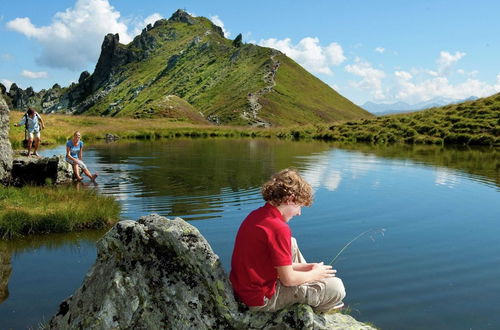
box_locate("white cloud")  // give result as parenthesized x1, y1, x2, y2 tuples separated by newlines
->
(345, 58, 386, 99)
(1, 53, 13, 61)
(21, 70, 48, 79)
(330, 83, 340, 91)
(144, 13, 163, 26)
(394, 70, 412, 81)
(427, 70, 439, 77)
(259, 37, 346, 75)
(437, 50, 466, 76)
(349, 50, 500, 104)
(389, 51, 500, 102)
(375, 47, 385, 53)
(131, 13, 163, 36)
(1, 79, 13, 90)
(325, 42, 346, 65)
(210, 15, 230, 38)
(457, 69, 478, 77)
(6, 0, 135, 70)
(394, 72, 500, 103)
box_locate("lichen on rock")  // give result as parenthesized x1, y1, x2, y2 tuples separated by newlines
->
(48, 214, 375, 329)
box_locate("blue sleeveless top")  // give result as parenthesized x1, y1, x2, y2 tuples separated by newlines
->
(66, 140, 83, 158)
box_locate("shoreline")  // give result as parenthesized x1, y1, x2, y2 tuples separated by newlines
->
(8, 110, 499, 149)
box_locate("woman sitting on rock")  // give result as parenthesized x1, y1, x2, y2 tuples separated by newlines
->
(65, 131, 98, 182)
(230, 168, 346, 313)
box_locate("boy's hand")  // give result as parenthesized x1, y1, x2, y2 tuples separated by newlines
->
(311, 262, 337, 280)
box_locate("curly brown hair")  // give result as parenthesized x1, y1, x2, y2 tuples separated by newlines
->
(261, 168, 313, 206)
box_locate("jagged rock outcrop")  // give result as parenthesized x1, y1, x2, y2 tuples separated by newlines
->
(11, 154, 72, 186)
(8, 83, 35, 109)
(48, 214, 375, 329)
(169, 9, 196, 25)
(92, 33, 127, 92)
(6, 83, 64, 111)
(0, 95, 13, 184)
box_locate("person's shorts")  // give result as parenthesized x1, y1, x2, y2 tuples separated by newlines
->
(28, 131, 41, 139)
(66, 157, 87, 170)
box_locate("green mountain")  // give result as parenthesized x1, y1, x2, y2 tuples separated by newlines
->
(5, 10, 371, 126)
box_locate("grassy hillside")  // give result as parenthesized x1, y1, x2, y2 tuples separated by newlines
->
(260, 54, 371, 125)
(278, 92, 499, 146)
(38, 10, 370, 126)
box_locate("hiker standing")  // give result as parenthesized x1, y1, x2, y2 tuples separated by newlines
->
(14, 108, 45, 157)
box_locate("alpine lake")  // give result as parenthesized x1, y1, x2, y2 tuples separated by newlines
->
(1, 138, 498, 330)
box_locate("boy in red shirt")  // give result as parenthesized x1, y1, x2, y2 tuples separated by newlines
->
(230, 169, 345, 312)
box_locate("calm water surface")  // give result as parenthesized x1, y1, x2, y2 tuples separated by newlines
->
(0, 139, 498, 329)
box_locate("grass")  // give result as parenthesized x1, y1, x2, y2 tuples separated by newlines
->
(8, 90, 499, 149)
(0, 185, 121, 239)
(8, 110, 276, 149)
(275, 93, 500, 146)
(260, 54, 372, 125)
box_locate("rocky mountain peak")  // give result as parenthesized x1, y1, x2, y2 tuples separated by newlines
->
(169, 9, 196, 25)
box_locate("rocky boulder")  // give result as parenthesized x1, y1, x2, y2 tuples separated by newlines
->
(11, 154, 73, 186)
(48, 214, 375, 329)
(0, 95, 13, 184)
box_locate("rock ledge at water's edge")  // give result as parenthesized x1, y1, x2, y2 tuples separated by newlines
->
(48, 214, 375, 329)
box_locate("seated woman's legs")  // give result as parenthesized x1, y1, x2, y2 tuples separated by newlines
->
(72, 163, 83, 180)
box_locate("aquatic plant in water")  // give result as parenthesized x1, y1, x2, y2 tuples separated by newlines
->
(329, 228, 386, 266)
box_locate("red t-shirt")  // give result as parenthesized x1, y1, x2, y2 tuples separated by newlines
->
(229, 203, 292, 306)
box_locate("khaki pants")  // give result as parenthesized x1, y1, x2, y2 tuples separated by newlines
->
(250, 238, 346, 313)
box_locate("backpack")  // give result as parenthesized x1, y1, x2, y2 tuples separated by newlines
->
(22, 111, 41, 148)
(23, 111, 41, 130)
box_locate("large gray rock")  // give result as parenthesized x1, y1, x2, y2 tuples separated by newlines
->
(11, 154, 72, 186)
(48, 214, 375, 329)
(0, 95, 13, 184)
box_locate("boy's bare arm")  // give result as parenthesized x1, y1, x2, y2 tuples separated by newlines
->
(292, 263, 313, 271)
(276, 263, 336, 287)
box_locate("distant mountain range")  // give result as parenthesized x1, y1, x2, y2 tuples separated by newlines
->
(361, 96, 479, 115)
(1, 10, 371, 127)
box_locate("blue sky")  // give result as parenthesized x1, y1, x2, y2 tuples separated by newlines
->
(1, 0, 500, 105)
